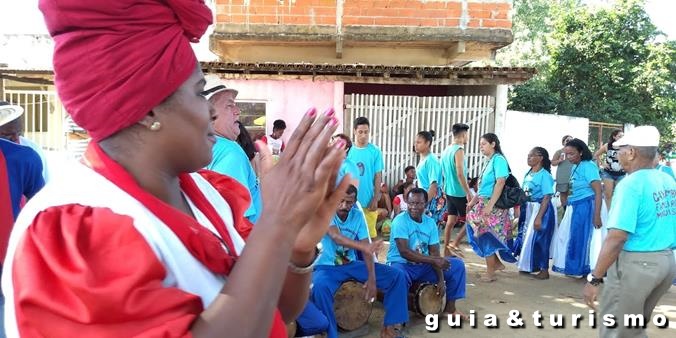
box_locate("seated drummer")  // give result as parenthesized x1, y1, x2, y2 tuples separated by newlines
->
(387, 188, 468, 318)
(312, 185, 409, 338)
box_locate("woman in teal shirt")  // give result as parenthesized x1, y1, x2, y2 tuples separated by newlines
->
(415, 130, 445, 223)
(514, 147, 556, 279)
(466, 133, 516, 282)
(551, 138, 603, 277)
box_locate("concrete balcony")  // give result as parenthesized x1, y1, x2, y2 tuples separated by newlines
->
(210, 0, 513, 66)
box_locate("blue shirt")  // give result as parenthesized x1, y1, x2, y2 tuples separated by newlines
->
(478, 154, 509, 198)
(416, 154, 442, 193)
(568, 160, 600, 203)
(346, 143, 384, 206)
(441, 144, 467, 198)
(386, 212, 439, 264)
(207, 136, 262, 223)
(607, 169, 676, 252)
(0, 139, 45, 220)
(522, 168, 555, 201)
(657, 164, 675, 181)
(317, 206, 369, 266)
(336, 158, 360, 187)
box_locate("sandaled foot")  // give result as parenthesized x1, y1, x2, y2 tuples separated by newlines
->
(533, 271, 550, 280)
(445, 244, 465, 258)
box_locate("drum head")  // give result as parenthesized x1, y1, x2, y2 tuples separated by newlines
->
(334, 280, 373, 331)
(414, 283, 445, 316)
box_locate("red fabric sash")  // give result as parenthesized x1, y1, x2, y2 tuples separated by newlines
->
(0, 150, 14, 262)
(83, 143, 237, 275)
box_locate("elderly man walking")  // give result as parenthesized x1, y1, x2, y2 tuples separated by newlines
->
(583, 126, 676, 338)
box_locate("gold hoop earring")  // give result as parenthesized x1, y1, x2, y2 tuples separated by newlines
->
(150, 121, 161, 131)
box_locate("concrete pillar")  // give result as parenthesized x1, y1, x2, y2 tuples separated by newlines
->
(494, 84, 508, 137)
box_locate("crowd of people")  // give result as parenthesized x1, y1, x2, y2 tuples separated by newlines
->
(0, 1, 674, 338)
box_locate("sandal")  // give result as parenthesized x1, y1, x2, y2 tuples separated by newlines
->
(445, 244, 465, 258)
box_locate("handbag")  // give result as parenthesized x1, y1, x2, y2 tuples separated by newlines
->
(481, 155, 528, 210)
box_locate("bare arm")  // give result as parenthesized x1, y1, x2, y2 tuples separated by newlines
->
(551, 150, 563, 166)
(395, 238, 437, 265)
(486, 178, 506, 209)
(369, 172, 383, 210)
(591, 180, 603, 228)
(534, 195, 552, 222)
(429, 244, 445, 283)
(594, 144, 607, 168)
(428, 182, 438, 201)
(454, 149, 471, 199)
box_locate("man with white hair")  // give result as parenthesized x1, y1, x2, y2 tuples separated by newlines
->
(203, 77, 262, 223)
(583, 126, 676, 338)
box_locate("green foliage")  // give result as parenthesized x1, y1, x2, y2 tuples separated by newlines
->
(504, 0, 676, 143)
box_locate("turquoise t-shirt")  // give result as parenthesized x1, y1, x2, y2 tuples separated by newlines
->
(478, 154, 509, 198)
(386, 212, 439, 264)
(657, 164, 675, 181)
(336, 158, 360, 187)
(206, 136, 261, 223)
(346, 143, 384, 206)
(317, 206, 369, 266)
(568, 160, 601, 203)
(607, 169, 676, 252)
(441, 144, 467, 198)
(522, 168, 555, 201)
(416, 154, 442, 193)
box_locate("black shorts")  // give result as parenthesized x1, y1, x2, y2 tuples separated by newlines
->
(445, 195, 467, 217)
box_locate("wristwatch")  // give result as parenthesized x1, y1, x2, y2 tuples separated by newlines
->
(587, 273, 604, 286)
(288, 247, 321, 275)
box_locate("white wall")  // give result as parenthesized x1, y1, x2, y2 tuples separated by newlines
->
(497, 110, 589, 183)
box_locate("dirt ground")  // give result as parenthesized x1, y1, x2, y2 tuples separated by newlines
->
(341, 231, 676, 338)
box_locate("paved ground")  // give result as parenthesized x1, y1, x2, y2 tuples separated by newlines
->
(342, 230, 676, 338)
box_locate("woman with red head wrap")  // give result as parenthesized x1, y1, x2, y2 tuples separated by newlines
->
(1, 1, 349, 338)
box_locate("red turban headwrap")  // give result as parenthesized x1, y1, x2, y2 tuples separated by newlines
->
(39, 0, 213, 141)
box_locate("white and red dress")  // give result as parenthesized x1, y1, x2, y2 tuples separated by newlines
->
(2, 144, 286, 338)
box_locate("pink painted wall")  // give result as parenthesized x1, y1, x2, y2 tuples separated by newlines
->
(222, 79, 345, 144)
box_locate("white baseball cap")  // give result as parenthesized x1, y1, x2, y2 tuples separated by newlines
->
(202, 74, 238, 100)
(0, 102, 24, 127)
(614, 126, 660, 147)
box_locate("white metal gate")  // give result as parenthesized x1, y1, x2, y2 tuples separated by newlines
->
(344, 94, 495, 187)
(3, 89, 89, 158)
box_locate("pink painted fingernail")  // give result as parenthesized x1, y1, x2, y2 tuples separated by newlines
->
(306, 108, 317, 117)
(334, 139, 346, 149)
(325, 108, 335, 117)
(328, 117, 338, 127)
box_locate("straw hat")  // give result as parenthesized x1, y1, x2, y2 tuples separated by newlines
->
(0, 102, 24, 127)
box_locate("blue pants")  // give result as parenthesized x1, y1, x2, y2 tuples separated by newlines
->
(295, 301, 329, 337)
(312, 262, 409, 338)
(390, 257, 466, 302)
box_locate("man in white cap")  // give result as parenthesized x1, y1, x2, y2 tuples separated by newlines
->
(202, 77, 263, 223)
(583, 126, 676, 337)
(0, 102, 45, 272)
(0, 101, 49, 182)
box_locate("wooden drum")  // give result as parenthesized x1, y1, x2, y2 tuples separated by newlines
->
(409, 282, 446, 317)
(333, 280, 373, 331)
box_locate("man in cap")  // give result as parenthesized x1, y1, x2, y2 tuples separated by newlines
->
(583, 126, 676, 338)
(0, 102, 45, 244)
(203, 77, 263, 223)
(0, 101, 49, 182)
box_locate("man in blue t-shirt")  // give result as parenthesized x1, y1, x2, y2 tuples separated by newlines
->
(346, 117, 384, 240)
(203, 79, 262, 223)
(312, 185, 408, 338)
(387, 188, 467, 318)
(583, 126, 676, 338)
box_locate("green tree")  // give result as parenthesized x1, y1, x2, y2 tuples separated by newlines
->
(507, 0, 676, 142)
